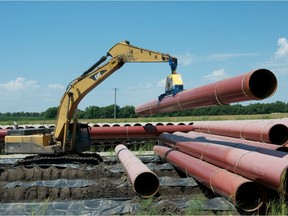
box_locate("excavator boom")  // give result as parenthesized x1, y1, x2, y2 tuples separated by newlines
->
(4, 41, 177, 154)
(54, 41, 176, 152)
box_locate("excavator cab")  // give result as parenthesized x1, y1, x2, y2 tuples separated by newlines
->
(67, 123, 91, 153)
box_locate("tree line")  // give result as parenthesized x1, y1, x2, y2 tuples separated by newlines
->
(0, 101, 287, 119)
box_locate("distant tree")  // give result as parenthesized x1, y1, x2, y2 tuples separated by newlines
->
(42, 107, 58, 119)
(118, 106, 136, 118)
(99, 105, 118, 118)
(83, 106, 101, 119)
(78, 109, 85, 119)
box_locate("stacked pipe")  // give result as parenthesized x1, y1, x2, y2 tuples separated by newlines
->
(158, 132, 288, 193)
(192, 120, 288, 145)
(181, 131, 288, 158)
(153, 145, 264, 212)
(0, 124, 194, 144)
(89, 124, 193, 140)
(135, 69, 277, 115)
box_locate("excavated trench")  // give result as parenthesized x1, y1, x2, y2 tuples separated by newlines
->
(0, 152, 239, 215)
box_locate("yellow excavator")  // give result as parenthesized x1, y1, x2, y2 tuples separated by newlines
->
(4, 41, 179, 157)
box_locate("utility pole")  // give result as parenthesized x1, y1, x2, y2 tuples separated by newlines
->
(113, 88, 118, 119)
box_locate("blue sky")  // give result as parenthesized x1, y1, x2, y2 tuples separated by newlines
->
(0, 1, 288, 113)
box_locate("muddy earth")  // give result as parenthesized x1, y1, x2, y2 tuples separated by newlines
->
(0, 153, 241, 215)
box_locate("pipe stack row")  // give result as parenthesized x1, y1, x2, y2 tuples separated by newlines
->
(133, 68, 288, 212)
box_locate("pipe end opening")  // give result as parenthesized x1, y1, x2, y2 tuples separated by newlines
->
(134, 172, 159, 198)
(249, 69, 277, 99)
(269, 124, 288, 145)
(235, 182, 264, 212)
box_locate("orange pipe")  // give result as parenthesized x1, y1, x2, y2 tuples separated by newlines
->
(158, 132, 288, 192)
(135, 69, 277, 116)
(90, 125, 193, 140)
(115, 144, 159, 198)
(153, 145, 264, 212)
(192, 120, 288, 145)
(182, 131, 288, 157)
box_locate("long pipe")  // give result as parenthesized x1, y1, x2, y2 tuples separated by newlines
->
(158, 132, 288, 192)
(0, 125, 193, 142)
(90, 125, 193, 140)
(182, 131, 288, 157)
(153, 145, 264, 212)
(115, 144, 159, 198)
(135, 69, 277, 116)
(192, 120, 288, 145)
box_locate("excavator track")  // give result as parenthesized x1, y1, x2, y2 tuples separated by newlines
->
(14, 153, 103, 166)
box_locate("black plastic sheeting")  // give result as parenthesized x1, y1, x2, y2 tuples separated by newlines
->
(1, 177, 197, 189)
(109, 162, 174, 173)
(0, 197, 236, 215)
(0, 154, 237, 215)
(2, 179, 95, 189)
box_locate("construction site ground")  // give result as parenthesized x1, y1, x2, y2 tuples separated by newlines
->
(0, 149, 243, 215)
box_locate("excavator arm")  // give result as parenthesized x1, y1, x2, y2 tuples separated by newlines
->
(54, 41, 177, 152)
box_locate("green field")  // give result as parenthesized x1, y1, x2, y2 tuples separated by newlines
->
(1, 113, 287, 126)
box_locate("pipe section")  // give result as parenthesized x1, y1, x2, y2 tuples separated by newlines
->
(192, 120, 288, 145)
(90, 125, 193, 140)
(135, 69, 277, 116)
(115, 144, 159, 198)
(182, 131, 288, 157)
(153, 145, 264, 212)
(158, 132, 288, 192)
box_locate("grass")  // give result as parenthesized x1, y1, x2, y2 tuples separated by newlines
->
(1, 113, 287, 126)
(265, 199, 288, 215)
(136, 198, 161, 215)
(31, 197, 51, 216)
(265, 176, 288, 215)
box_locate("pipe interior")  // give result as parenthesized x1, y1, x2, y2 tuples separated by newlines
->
(235, 182, 263, 212)
(134, 172, 159, 198)
(249, 69, 277, 99)
(269, 124, 288, 145)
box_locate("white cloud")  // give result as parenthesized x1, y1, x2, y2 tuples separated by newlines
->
(265, 37, 288, 76)
(47, 83, 65, 90)
(204, 69, 228, 81)
(275, 37, 288, 60)
(176, 52, 197, 66)
(0, 77, 40, 91)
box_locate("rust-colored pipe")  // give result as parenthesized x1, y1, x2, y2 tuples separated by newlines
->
(182, 131, 288, 157)
(115, 144, 159, 198)
(0, 125, 193, 142)
(135, 69, 277, 116)
(0, 129, 7, 142)
(90, 125, 193, 140)
(192, 120, 288, 145)
(158, 132, 288, 192)
(153, 145, 264, 212)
